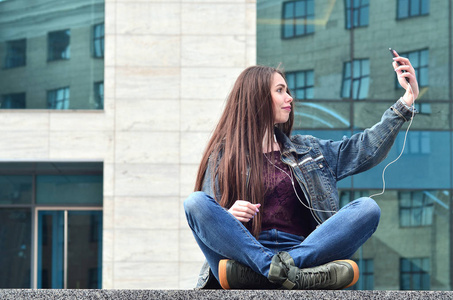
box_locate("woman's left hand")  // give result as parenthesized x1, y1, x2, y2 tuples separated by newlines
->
(392, 53, 419, 105)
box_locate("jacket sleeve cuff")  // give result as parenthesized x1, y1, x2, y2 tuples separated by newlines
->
(391, 98, 417, 122)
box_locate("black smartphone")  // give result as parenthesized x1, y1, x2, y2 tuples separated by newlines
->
(389, 48, 409, 82)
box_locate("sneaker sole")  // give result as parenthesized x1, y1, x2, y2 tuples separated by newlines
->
(338, 260, 359, 289)
(218, 259, 231, 290)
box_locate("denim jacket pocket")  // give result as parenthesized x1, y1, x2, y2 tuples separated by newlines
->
(295, 155, 333, 201)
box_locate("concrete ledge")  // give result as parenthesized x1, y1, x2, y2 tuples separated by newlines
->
(1, 290, 453, 299)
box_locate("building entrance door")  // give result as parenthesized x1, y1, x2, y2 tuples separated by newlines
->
(35, 209, 102, 289)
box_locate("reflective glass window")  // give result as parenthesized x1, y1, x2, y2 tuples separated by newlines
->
(287, 70, 314, 100)
(94, 81, 104, 109)
(0, 208, 31, 288)
(4, 38, 26, 68)
(36, 174, 102, 205)
(0, 0, 105, 110)
(0, 175, 32, 205)
(342, 59, 370, 99)
(282, 0, 314, 39)
(1, 92, 26, 109)
(92, 23, 104, 58)
(345, 0, 369, 29)
(47, 87, 70, 110)
(47, 29, 70, 61)
(400, 258, 430, 290)
(398, 0, 430, 19)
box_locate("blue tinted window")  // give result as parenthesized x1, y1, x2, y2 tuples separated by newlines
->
(48, 29, 70, 61)
(287, 70, 314, 100)
(36, 175, 103, 205)
(345, 0, 369, 29)
(282, 0, 315, 39)
(342, 59, 370, 99)
(4, 39, 26, 68)
(398, 0, 430, 19)
(0, 209, 31, 288)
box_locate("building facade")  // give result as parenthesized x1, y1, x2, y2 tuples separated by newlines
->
(0, 0, 451, 291)
(257, 0, 451, 290)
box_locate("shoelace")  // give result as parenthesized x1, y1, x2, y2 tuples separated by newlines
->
(296, 267, 331, 289)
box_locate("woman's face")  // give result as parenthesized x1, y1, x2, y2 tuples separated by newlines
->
(270, 72, 293, 124)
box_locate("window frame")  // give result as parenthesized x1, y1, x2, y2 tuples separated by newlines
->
(47, 87, 70, 110)
(281, 0, 315, 39)
(397, 0, 430, 20)
(47, 29, 71, 61)
(4, 38, 26, 69)
(341, 58, 370, 100)
(345, 0, 370, 29)
(286, 69, 314, 100)
(398, 191, 434, 227)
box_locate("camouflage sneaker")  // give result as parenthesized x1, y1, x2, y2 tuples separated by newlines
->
(218, 259, 280, 290)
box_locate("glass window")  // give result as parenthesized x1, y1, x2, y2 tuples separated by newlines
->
(345, 0, 369, 29)
(0, 208, 31, 288)
(282, 0, 314, 39)
(48, 29, 70, 61)
(94, 81, 104, 109)
(36, 175, 103, 206)
(93, 23, 104, 58)
(400, 258, 430, 290)
(47, 87, 70, 110)
(399, 191, 434, 227)
(286, 70, 314, 100)
(396, 49, 429, 88)
(398, 0, 430, 19)
(342, 59, 370, 99)
(1, 92, 26, 109)
(0, 175, 32, 205)
(0, 0, 104, 110)
(0, 162, 103, 289)
(4, 39, 26, 69)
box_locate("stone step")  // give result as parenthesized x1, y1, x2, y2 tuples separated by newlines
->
(1, 289, 453, 300)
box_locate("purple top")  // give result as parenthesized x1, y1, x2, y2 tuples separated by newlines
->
(261, 151, 314, 237)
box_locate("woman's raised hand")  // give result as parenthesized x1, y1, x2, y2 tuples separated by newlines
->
(228, 200, 261, 223)
(392, 53, 419, 105)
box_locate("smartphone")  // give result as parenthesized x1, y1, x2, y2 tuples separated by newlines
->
(389, 48, 409, 82)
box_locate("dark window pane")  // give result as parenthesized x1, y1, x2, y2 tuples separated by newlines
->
(0, 175, 32, 204)
(36, 175, 103, 205)
(48, 30, 70, 61)
(1, 93, 26, 109)
(67, 211, 102, 289)
(4, 39, 26, 68)
(0, 209, 31, 288)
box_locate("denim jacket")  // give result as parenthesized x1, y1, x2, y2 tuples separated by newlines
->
(195, 99, 415, 289)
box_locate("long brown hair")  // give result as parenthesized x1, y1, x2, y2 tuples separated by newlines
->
(194, 65, 294, 237)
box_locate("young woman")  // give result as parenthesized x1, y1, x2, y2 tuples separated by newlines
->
(184, 53, 419, 290)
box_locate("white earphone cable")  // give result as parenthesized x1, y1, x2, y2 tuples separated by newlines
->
(369, 83, 415, 198)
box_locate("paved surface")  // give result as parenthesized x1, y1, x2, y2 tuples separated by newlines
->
(1, 290, 453, 299)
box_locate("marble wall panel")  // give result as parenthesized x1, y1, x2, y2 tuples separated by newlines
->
(49, 131, 114, 162)
(103, 163, 115, 197)
(49, 112, 114, 132)
(114, 163, 179, 197)
(179, 228, 205, 263)
(116, 35, 180, 68)
(0, 112, 49, 131)
(180, 131, 212, 164)
(179, 164, 198, 200)
(115, 131, 180, 164)
(115, 67, 180, 100)
(115, 99, 180, 132)
(180, 99, 223, 132)
(181, 3, 245, 35)
(181, 35, 246, 68)
(0, 131, 49, 159)
(180, 67, 243, 100)
(114, 196, 179, 229)
(114, 229, 178, 262)
(179, 262, 204, 289)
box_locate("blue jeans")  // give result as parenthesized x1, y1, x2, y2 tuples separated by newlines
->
(184, 191, 380, 282)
